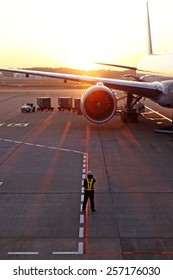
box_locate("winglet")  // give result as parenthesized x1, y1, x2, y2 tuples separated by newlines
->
(147, 1, 153, 55)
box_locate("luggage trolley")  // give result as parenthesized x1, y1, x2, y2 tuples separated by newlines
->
(37, 97, 54, 111)
(74, 98, 82, 115)
(58, 97, 73, 112)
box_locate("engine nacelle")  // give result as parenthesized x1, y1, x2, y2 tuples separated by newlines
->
(80, 83, 117, 124)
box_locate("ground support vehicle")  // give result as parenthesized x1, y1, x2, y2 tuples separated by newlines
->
(21, 103, 36, 112)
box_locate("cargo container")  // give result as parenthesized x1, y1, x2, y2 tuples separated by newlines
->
(58, 97, 73, 111)
(74, 98, 82, 115)
(37, 97, 53, 111)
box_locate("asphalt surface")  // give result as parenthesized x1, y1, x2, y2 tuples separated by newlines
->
(0, 86, 173, 260)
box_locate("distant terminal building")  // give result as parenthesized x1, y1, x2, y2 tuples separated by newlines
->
(14, 73, 26, 79)
(13, 73, 42, 79)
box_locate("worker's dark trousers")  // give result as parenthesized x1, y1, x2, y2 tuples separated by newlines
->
(82, 191, 95, 211)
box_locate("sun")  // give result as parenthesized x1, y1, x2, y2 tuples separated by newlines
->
(64, 48, 99, 71)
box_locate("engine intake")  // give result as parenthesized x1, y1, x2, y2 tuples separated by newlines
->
(80, 83, 117, 124)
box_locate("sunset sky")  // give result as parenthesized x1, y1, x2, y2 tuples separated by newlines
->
(0, 0, 173, 70)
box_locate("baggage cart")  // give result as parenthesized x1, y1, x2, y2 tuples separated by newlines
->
(37, 97, 53, 111)
(74, 98, 82, 114)
(58, 97, 73, 111)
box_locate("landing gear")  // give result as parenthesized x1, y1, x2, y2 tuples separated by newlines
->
(120, 93, 144, 123)
(120, 109, 138, 123)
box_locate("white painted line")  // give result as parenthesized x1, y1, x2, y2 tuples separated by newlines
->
(60, 148, 71, 152)
(7, 123, 15, 127)
(0, 182, 3, 186)
(80, 214, 84, 224)
(24, 142, 34, 146)
(52, 251, 78, 255)
(1, 139, 12, 142)
(0, 138, 84, 154)
(72, 150, 84, 154)
(79, 227, 84, 238)
(7, 123, 29, 127)
(52, 243, 84, 255)
(8, 252, 38, 255)
(13, 140, 22, 144)
(78, 242, 83, 254)
(81, 194, 84, 202)
(82, 174, 85, 179)
(143, 106, 172, 122)
(35, 144, 45, 148)
(82, 168, 86, 173)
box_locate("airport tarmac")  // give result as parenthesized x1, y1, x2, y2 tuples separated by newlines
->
(0, 87, 173, 260)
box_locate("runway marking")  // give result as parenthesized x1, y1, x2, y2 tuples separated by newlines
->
(0, 138, 83, 154)
(7, 123, 29, 127)
(80, 214, 84, 224)
(82, 152, 89, 255)
(77, 152, 87, 254)
(79, 227, 84, 238)
(142, 106, 172, 122)
(52, 242, 83, 255)
(8, 252, 38, 255)
(1, 140, 86, 255)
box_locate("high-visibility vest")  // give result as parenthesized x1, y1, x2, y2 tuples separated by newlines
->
(85, 178, 94, 191)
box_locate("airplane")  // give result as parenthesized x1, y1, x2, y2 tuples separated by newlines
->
(0, 2, 173, 124)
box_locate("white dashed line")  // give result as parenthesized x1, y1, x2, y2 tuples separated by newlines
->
(78, 242, 83, 254)
(1, 138, 87, 255)
(79, 227, 84, 238)
(7, 123, 29, 127)
(80, 214, 84, 224)
(52, 251, 78, 255)
(8, 252, 38, 255)
(0, 138, 83, 154)
(35, 144, 45, 148)
(13, 140, 22, 144)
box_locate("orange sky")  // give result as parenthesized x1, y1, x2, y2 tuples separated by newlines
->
(0, 0, 173, 70)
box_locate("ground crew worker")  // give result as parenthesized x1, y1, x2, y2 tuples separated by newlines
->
(82, 171, 96, 212)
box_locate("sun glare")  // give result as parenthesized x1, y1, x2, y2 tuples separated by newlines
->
(66, 53, 98, 71)
(0, 0, 166, 69)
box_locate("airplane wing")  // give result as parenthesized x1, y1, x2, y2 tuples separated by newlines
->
(94, 61, 153, 74)
(0, 67, 162, 100)
(94, 62, 138, 71)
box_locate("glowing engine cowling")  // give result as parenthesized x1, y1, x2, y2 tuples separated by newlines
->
(80, 83, 117, 124)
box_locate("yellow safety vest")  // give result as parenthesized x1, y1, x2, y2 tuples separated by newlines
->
(85, 178, 94, 191)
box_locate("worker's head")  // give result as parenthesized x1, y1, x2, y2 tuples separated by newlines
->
(87, 171, 93, 178)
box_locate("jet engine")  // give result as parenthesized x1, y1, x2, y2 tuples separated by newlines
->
(80, 83, 117, 124)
